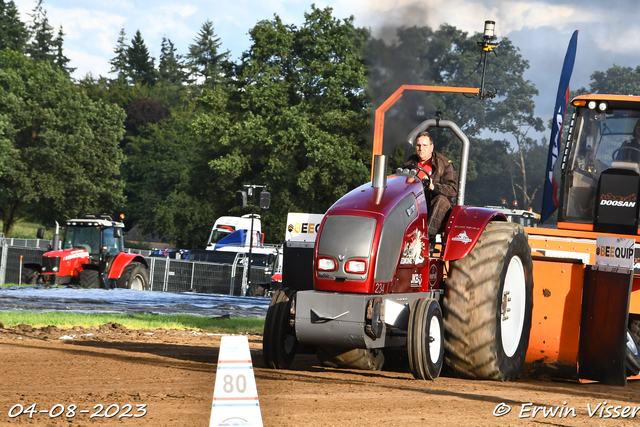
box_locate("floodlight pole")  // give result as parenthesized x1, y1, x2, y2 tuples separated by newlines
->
(243, 184, 266, 294)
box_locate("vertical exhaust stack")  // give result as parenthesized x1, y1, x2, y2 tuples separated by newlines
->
(372, 155, 387, 205)
(372, 155, 388, 189)
(52, 221, 60, 251)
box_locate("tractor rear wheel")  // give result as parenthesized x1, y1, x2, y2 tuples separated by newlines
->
(117, 263, 149, 291)
(407, 297, 444, 380)
(262, 288, 297, 369)
(443, 221, 533, 381)
(79, 269, 101, 289)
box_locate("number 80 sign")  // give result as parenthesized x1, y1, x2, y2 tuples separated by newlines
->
(209, 336, 263, 427)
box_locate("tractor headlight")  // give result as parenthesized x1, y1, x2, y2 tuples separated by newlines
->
(598, 101, 608, 112)
(345, 260, 367, 274)
(317, 257, 337, 271)
(52, 267, 58, 272)
(588, 101, 597, 110)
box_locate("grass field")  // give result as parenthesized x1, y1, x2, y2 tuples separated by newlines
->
(0, 310, 265, 334)
(0, 220, 53, 239)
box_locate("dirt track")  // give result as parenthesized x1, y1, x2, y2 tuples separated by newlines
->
(1, 323, 640, 426)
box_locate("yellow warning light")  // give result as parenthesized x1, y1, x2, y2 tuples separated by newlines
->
(120, 213, 125, 220)
(572, 100, 586, 107)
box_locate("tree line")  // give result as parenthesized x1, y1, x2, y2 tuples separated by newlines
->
(0, 0, 636, 246)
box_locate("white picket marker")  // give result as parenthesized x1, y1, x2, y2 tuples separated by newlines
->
(209, 335, 263, 427)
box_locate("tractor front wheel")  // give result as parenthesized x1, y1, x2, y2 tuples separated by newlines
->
(117, 263, 149, 291)
(443, 221, 533, 381)
(21, 267, 39, 285)
(79, 269, 101, 289)
(263, 288, 297, 369)
(407, 297, 444, 380)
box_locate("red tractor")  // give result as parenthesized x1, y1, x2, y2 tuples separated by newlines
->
(263, 118, 534, 381)
(23, 213, 149, 290)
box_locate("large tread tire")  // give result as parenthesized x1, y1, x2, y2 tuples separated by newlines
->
(262, 288, 297, 369)
(443, 221, 533, 381)
(116, 263, 149, 291)
(626, 329, 640, 377)
(407, 297, 444, 380)
(79, 269, 101, 289)
(316, 346, 385, 371)
(21, 267, 38, 285)
(629, 318, 640, 346)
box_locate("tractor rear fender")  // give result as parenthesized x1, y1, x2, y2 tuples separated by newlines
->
(108, 253, 148, 280)
(442, 205, 507, 262)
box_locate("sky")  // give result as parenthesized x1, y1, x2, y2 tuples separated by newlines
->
(11, 0, 640, 143)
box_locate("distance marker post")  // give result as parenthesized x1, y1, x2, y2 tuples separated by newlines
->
(209, 336, 263, 427)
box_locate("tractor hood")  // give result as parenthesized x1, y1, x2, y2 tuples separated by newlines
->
(314, 174, 428, 294)
(43, 248, 88, 260)
(327, 174, 425, 216)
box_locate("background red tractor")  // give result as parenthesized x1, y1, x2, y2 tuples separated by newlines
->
(22, 213, 149, 290)
(263, 117, 534, 381)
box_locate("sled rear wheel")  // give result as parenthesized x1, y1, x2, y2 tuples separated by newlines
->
(626, 329, 640, 377)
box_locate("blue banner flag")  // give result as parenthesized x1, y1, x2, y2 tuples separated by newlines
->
(540, 30, 579, 223)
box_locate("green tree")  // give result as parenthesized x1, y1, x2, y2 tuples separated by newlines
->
(127, 29, 156, 86)
(26, 0, 55, 63)
(150, 88, 231, 248)
(0, 50, 126, 236)
(158, 37, 186, 84)
(122, 107, 197, 241)
(587, 64, 640, 95)
(0, 0, 29, 52)
(109, 26, 129, 80)
(174, 6, 371, 244)
(185, 20, 229, 87)
(51, 25, 74, 75)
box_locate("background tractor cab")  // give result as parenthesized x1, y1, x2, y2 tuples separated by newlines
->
(24, 213, 149, 290)
(560, 95, 640, 234)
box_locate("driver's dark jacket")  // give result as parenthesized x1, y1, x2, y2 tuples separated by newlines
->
(404, 152, 458, 203)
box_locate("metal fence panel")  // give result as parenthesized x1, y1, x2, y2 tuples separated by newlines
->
(4, 246, 47, 284)
(193, 262, 235, 294)
(165, 259, 195, 293)
(146, 257, 167, 292)
(5, 238, 52, 248)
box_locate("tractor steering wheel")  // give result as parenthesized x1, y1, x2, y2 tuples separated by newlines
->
(612, 145, 640, 161)
(403, 164, 432, 187)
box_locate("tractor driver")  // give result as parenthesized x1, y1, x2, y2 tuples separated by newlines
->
(615, 118, 640, 163)
(403, 131, 458, 239)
